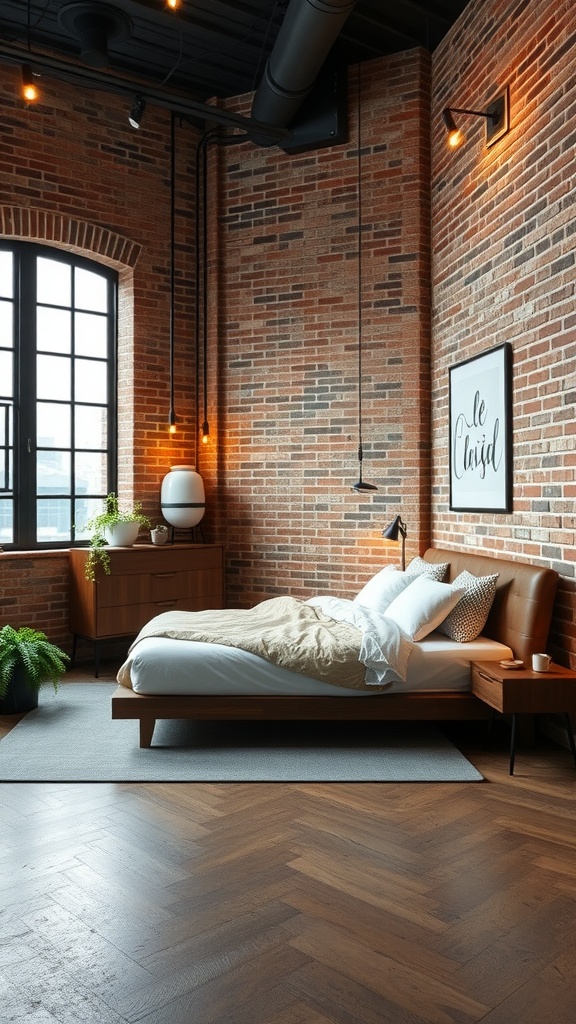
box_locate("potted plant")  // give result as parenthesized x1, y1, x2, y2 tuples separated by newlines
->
(0, 625, 69, 715)
(83, 493, 151, 581)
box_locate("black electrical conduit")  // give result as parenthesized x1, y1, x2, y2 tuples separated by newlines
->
(192, 127, 250, 464)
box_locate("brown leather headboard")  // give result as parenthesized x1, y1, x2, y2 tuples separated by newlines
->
(423, 548, 558, 665)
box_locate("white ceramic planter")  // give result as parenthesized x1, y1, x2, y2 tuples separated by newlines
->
(104, 521, 140, 547)
(161, 466, 205, 528)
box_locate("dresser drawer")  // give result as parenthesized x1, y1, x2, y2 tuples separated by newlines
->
(96, 568, 218, 608)
(97, 595, 223, 637)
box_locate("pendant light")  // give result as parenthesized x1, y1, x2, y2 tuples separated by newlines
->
(351, 64, 377, 493)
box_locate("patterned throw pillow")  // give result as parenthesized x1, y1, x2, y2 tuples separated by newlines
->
(437, 570, 499, 643)
(405, 556, 449, 582)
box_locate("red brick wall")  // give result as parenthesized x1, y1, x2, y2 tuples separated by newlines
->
(206, 51, 433, 605)
(431, 0, 576, 665)
(0, 68, 200, 651)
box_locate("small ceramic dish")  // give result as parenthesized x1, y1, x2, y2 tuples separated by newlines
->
(499, 659, 524, 669)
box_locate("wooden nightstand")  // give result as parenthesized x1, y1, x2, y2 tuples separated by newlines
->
(471, 661, 576, 775)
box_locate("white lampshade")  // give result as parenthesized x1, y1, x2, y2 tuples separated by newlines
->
(160, 466, 205, 528)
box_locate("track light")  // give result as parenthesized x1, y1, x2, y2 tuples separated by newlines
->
(21, 64, 40, 103)
(128, 94, 145, 129)
(442, 88, 509, 150)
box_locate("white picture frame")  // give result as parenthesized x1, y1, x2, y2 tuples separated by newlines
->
(449, 343, 512, 513)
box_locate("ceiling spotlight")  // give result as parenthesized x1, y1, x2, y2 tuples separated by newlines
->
(21, 65, 40, 103)
(442, 88, 509, 150)
(128, 95, 145, 129)
(166, 0, 181, 9)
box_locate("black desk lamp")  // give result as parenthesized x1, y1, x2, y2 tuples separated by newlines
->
(382, 515, 407, 571)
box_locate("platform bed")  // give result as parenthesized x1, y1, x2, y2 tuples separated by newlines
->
(111, 548, 559, 748)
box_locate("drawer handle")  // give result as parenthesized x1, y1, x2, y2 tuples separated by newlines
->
(476, 671, 495, 683)
(152, 572, 177, 579)
(154, 600, 177, 608)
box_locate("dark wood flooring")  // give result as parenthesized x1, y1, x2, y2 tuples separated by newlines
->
(1, 664, 575, 1023)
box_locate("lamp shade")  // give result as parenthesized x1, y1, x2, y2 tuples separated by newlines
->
(160, 466, 205, 528)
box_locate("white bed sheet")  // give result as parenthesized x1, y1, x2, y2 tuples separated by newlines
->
(126, 632, 512, 697)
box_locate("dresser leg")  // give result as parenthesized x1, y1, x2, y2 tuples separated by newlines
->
(509, 714, 517, 775)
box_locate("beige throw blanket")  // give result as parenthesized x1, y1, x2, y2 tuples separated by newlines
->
(118, 596, 382, 691)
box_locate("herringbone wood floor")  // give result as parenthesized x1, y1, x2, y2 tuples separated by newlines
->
(1, 666, 576, 1023)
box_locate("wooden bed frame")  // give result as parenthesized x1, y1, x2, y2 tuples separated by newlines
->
(111, 547, 559, 747)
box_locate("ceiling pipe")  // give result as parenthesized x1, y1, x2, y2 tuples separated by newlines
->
(250, 0, 358, 145)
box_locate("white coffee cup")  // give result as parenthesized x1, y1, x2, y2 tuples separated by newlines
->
(532, 653, 551, 672)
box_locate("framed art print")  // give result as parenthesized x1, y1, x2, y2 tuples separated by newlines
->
(449, 343, 512, 513)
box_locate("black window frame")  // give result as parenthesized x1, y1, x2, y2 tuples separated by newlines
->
(0, 241, 118, 551)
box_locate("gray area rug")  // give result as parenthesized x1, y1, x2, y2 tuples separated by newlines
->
(0, 683, 483, 782)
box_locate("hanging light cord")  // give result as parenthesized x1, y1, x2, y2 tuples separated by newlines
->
(356, 64, 364, 468)
(169, 111, 176, 430)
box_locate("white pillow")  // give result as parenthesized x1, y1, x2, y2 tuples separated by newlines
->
(437, 570, 499, 643)
(353, 566, 413, 615)
(405, 556, 449, 582)
(383, 576, 466, 642)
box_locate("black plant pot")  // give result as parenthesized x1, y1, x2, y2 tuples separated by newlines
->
(0, 667, 39, 715)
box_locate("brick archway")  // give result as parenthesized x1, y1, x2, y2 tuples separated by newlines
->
(0, 205, 141, 268)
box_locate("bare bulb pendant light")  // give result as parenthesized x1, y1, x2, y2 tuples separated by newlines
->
(352, 64, 377, 493)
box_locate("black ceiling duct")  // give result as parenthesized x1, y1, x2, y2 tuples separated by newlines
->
(58, 2, 132, 68)
(250, 0, 357, 146)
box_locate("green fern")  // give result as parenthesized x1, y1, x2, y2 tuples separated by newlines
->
(0, 626, 69, 699)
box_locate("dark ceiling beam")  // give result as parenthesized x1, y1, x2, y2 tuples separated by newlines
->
(0, 42, 287, 141)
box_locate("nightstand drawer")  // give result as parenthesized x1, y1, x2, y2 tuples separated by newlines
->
(471, 662, 576, 714)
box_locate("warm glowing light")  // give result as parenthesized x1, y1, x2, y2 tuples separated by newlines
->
(169, 423, 177, 435)
(448, 128, 465, 149)
(166, 0, 180, 9)
(201, 432, 209, 444)
(21, 65, 39, 103)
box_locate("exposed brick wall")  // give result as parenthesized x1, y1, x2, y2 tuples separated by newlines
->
(431, 0, 576, 665)
(206, 51, 433, 605)
(0, 68, 200, 651)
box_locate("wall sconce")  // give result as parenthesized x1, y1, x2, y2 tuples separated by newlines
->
(128, 94, 145, 129)
(443, 88, 509, 149)
(382, 515, 407, 571)
(21, 64, 40, 103)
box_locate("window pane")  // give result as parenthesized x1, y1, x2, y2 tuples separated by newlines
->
(37, 256, 71, 307)
(75, 451, 108, 497)
(75, 358, 107, 403)
(0, 498, 13, 544)
(37, 402, 71, 449)
(37, 498, 71, 542)
(75, 267, 107, 312)
(0, 252, 13, 298)
(0, 351, 12, 398)
(37, 354, 71, 401)
(75, 311, 107, 358)
(74, 496, 106, 539)
(0, 403, 11, 492)
(37, 451, 71, 494)
(0, 300, 13, 347)
(37, 306, 71, 354)
(75, 405, 107, 449)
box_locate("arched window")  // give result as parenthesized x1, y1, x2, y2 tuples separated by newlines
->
(0, 242, 117, 549)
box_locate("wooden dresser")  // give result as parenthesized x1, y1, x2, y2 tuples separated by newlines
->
(69, 543, 224, 674)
